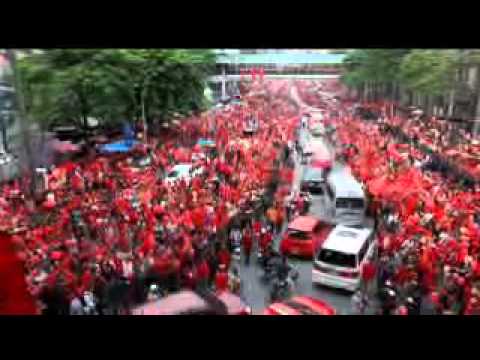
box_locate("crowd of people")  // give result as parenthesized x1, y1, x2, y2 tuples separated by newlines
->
(0, 80, 303, 315)
(294, 80, 480, 315)
(3, 76, 479, 315)
(338, 110, 480, 315)
(355, 102, 480, 182)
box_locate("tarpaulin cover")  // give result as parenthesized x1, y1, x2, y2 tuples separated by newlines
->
(99, 140, 139, 154)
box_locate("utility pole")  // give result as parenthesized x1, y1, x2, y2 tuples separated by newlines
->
(6, 49, 37, 198)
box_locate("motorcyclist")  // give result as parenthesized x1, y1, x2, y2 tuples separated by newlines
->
(269, 256, 296, 302)
(378, 280, 397, 315)
(276, 255, 292, 282)
(300, 192, 311, 214)
(228, 267, 241, 295)
(214, 264, 229, 292)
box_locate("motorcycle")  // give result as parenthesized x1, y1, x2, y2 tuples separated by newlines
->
(232, 244, 242, 262)
(269, 276, 295, 303)
(299, 192, 311, 215)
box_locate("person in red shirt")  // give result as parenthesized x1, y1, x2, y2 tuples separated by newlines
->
(243, 228, 253, 265)
(260, 229, 273, 254)
(253, 220, 262, 244)
(197, 258, 210, 291)
(215, 264, 229, 293)
(361, 261, 377, 296)
(217, 245, 231, 270)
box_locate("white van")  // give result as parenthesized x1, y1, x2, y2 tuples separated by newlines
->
(312, 225, 375, 292)
(325, 166, 366, 226)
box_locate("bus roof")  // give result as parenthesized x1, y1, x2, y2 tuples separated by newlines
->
(327, 166, 364, 199)
(321, 225, 372, 254)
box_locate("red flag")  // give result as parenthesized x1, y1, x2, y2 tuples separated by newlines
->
(0, 232, 38, 314)
(259, 67, 265, 81)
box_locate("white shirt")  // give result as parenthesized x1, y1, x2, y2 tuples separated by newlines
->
(70, 298, 84, 315)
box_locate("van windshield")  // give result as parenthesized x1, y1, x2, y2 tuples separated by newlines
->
(318, 249, 356, 268)
(336, 198, 364, 209)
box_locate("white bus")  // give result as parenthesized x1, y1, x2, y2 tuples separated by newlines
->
(325, 166, 366, 226)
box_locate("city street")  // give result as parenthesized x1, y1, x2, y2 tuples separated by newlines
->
(236, 82, 377, 315)
(238, 125, 375, 314)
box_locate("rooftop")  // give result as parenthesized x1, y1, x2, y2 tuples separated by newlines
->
(322, 225, 372, 254)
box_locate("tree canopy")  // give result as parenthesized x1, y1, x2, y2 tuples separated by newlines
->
(17, 49, 216, 129)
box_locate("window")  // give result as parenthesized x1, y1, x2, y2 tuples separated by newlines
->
(336, 198, 364, 209)
(336, 198, 349, 208)
(168, 170, 178, 178)
(314, 223, 326, 234)
(318, 249, 356, 268)
(283, 301, 318, 315)
(349, 199, 364, 209)
(287, 230, 311, 240)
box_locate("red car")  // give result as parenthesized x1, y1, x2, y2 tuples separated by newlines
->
(280, 216, 333, 258)
(263, 296, 336, 315)
(131, 290, 251, 315)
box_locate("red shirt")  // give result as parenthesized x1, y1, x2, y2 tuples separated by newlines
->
(218, 250, 231, 269)
(215, 271, 229, 292)
(197, 261, 210, 280)
(253, 221, 262, 235)
(260, 232, 273, 251)
(361, 262, 376, 282)
(243, 232, 253, 250)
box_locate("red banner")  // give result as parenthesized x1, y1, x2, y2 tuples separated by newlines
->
(0, 232, 38, 314)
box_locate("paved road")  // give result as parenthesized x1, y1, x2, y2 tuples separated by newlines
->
(236, 81, 379, 314)
(238, 131, 373, 315)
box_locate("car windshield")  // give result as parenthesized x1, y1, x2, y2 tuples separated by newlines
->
(283, 300, 319, 315)
(318, 249, 356, 268)
(336, 198, 364, 209)
(288, 229, 311, 240)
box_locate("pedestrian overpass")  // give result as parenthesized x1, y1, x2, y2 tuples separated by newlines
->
(208, 51, 345, 101)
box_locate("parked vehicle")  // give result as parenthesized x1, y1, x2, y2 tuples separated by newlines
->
(300, 166, 326, 194)
(312, 225, 376, 292)
(263, 296, 336, 315)
(325, 166, 366, 226)
(131, 290, 251, 315)
(280, 216, 333, 258)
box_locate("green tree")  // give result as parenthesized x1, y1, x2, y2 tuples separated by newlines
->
(342, 49, 411, 102)
(18, 49, 216, 135)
